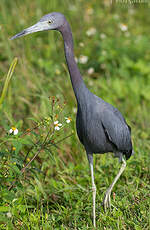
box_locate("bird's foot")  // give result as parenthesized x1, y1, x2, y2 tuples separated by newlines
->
(103, 190, 111, 212)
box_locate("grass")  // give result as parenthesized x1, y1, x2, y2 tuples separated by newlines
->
(0, 0, 150, 229)
(0, 58, 18, 109)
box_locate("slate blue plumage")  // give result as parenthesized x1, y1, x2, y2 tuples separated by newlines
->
(76, 85, 132, 157)
(10, 12, 133, 227)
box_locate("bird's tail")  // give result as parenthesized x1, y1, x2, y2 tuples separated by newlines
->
(124, 149, 134, 160)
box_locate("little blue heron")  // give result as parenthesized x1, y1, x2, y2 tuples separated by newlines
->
(10, 12, 133, 227)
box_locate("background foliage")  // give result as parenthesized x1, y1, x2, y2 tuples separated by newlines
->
(0, 0, 150, 229)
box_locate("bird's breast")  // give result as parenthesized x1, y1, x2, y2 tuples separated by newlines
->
(76, 105, 114, 154)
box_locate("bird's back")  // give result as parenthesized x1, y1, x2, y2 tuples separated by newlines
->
(76, 89, 133, 160)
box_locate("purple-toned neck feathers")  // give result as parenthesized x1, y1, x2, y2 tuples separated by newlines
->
(59, 20, 85, 100)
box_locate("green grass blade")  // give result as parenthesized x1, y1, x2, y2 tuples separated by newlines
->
(0, 57, 18, 108)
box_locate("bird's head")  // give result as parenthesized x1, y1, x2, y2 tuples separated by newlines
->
(10, 12, 66, 40)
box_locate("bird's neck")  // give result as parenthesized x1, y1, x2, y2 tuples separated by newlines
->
(59, 20, 87, 101)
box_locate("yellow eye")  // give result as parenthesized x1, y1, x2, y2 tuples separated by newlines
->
(48, 20, 52, 24)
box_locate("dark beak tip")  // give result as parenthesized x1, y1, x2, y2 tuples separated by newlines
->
(9, 30, 26, 40)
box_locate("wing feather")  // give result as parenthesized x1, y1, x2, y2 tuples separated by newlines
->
(101, 108, 132, 152)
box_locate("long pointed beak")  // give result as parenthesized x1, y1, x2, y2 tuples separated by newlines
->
(10, 22, 46, 40)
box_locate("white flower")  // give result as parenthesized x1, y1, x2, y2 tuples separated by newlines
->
(79, 55, 88, 64)
(89, 81, 94, 86)
(14, 129, 18, 135)
(65, 117, 72, 123)
(54, 121, 62, 131)
(119, 24, 128, 32)
(9, 127, 18, 135)
(87, 67, 94, 75)
(86, 27, 96, 37)
(100, 33, 106, 39)
(6, 212, 12, 218)
(75, 57, 78, 63)
(9, 129, 13, 134)
(79, 42, 84, 47)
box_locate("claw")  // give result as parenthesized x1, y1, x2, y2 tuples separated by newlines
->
(103, 190, 111, 211)
(103, 158, 127, 212)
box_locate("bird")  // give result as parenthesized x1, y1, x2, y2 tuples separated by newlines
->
(10, 12, 133, 227)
